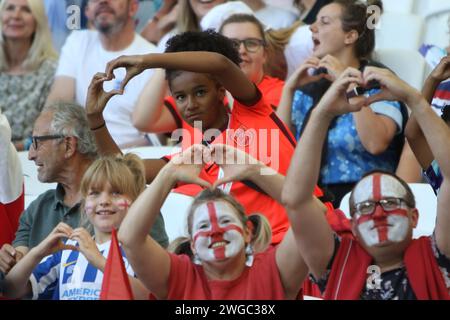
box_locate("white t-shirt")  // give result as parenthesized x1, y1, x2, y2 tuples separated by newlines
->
(30, 239, 135, 300)
(255, 5, 298, 29)
(0, 111, 22, 203)
(56, 30, 157, 147)
(284, 25, 314, 78)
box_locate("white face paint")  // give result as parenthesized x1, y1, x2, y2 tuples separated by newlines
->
(353, 174, 412, 247)
(191, 201, 245, 263)
(357, 215, 410, 247)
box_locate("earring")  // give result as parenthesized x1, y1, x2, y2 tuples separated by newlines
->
(245, 243, 254, 267)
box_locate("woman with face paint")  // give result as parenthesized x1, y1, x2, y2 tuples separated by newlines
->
(119, 144, 309, 300)
(2, 154, 150, 300)
(282, 66, 450, 300)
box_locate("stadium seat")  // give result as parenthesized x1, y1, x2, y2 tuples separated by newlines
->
(383, 0, 415, 14)
(161, 192, 194, 243)
(373, 48, 430, 90)
(18, 151, 56, 199)
(339, 183, 437, 238)
(375, 12, 425, 50)
(422, 7, 450, 49)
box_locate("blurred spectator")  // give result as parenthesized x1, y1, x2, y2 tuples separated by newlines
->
(44, 0, 89, 52)
(46, 0, 160, 148)
(155, 0, 226, 52)
(0, 110, 24, 248)
(140, 0, 177, 44)
(0, 0, 58, 151)
(241, 0, 298, 29)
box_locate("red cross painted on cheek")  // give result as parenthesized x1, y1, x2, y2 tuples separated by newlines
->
(193, 202, 244, 260)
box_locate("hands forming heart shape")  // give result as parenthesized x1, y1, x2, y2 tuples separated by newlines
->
(168, 144, 263, 190)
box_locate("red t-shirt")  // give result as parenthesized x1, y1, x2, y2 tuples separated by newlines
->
(258, 75, 285, 109)
(163, 246, 285, 299)
(0, 190, 24, 247)
(164, 91, 297, 244)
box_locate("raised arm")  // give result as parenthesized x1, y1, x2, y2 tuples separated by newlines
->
(85, 73, 168, 184)
(118, 145, 210, 299)
(364, 66, 450, 257)
(282, 68, 365, 279)
(3, 223, 75, 299)
(277, 57, 323, 132)
(405, 56, 450, 169)
(132, 69, 178, 133)
(210, 144, 308, 299)
(105, 52, 258, 104)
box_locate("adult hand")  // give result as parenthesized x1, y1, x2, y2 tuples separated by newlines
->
(0, 244, 23, 274)
(105, 55, 147, 92)
(318, 54, 346, 82)
(210, 144, 261, 189)
(285, 57, 330, 90)
(316, 67, 366, 117)
(363, 66, 421, 106)
(429, 55, 450, 83)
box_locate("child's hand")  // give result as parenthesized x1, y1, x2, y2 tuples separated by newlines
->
(86, 72, 122, 119)
(105, 55, 147, 92)
(166, 144, 211, 188)
(210, 144, 261, 189)
(35, 223, 78, 257)
(70, 228, 105, 271)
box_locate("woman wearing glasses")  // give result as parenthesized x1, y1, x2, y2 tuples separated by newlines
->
(132, 14, 286, 136)
(218, 13, 285, 109)
(0, 0, 57, 151)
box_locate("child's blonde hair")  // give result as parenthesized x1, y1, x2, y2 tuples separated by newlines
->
(79, 154, 146, 230)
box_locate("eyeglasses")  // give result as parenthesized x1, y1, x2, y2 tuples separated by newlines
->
(230, 38, 265, 53)
(353, 198, 410, 216)
(31, 135, 65, 150)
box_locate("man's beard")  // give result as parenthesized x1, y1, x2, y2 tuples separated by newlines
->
(94, 13, 127, 36)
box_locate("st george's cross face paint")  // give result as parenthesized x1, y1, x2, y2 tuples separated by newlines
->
(192, 201, 246, 263)
(352, 174, 412, 247)
(84, 182, 132, 233)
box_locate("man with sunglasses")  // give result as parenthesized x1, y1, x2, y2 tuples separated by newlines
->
(0, 102, 168, 276)
(282, 66, 450, 299)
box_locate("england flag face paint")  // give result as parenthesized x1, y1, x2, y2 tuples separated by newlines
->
(352, 174, 411, 247)
(192, 201, 246, 263)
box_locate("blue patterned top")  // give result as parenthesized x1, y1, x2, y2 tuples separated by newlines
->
(291, 88, 405, 184)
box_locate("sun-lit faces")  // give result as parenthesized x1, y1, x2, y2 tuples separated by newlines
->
(221, 21, 266, 84)
(309, 3, 348, 59)
(84, 181, 132, 233)
(169, 71, 226, 130)
(352, 174, 414, 247)
(1, 0, 36, 42)
(191, 201, 246, 263)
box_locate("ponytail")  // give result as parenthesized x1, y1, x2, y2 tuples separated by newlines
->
(247, 214, 272, 254)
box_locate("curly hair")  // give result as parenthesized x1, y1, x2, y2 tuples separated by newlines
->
(164, 29, 241, 83)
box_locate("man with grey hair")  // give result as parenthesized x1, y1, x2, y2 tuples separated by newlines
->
(46, 0, 160, 148)
(0, 102, 168, 275)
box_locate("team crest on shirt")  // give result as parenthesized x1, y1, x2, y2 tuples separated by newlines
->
(228, 127, 255, 147)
